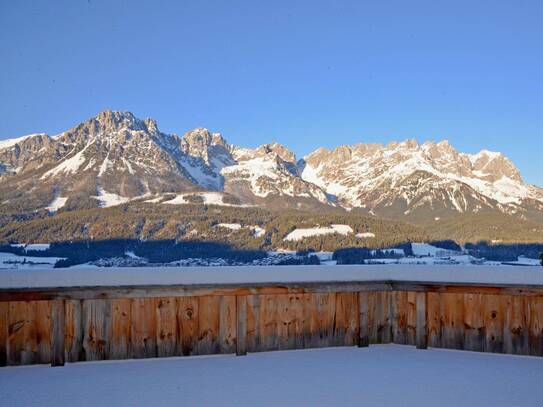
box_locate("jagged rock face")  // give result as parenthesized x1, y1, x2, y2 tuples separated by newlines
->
(301, 139, 543, 219)
(222, 143, 329, 203)
(0, 111, 331, 212)
(1, 110, 542, 220)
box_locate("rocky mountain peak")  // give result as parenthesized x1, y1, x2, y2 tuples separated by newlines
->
(255, 143, 297, 164)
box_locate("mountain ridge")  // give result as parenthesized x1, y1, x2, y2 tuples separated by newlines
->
(1, 110, 542, 227)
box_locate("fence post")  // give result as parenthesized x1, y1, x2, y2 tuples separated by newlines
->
(358, 292, 369, 347)
(236, 296, 247, 356)
(51, 300, 66, 366)
(416, 292, 428, 349)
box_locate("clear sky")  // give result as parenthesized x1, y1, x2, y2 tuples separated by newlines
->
(1, 0, 542, 186)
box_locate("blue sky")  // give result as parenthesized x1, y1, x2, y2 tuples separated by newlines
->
(1, 0, 542, 185)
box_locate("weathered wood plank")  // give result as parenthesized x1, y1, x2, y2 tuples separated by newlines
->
(334, 292, 358, 347)
(51, 300, 65, 366)
(407, 292, 417, 346)
(304, 293, 335, 348)
(82, 299, 111, 361)
(277, 294, 305, 350)
(527, 296, 543, 356)
(416, 292, 427, 349)
(246, 295, 260, 353)
(65, 300, 83, 362)
(260, 294, 279, 351)
(427, 292, 441, 348)
(504, 296, 528, 355)
(177, 296, 199, 356)
(109, 299, 131, 360)
(392, 291, 408, 345)
(440, 293, 464, 350)
(130, 298, 156, 359)
(156, 297, 178, 358)
(219, 296, 236, 354)
(358, 292, 369, 347)
(464, 294, 484, 352)
(198, 296, 220, 355)
(0, 302, 8, 366)
(483, 294, 504, 353)
(36, 301, 52, 364)
(3, 281, 543, 302)
(372, 292, 391, 344)
(236, 296, 247, 356)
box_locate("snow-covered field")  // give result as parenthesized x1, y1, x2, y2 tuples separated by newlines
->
(0, 252, 64, 269)
(2, 265, 543, 289)
(1, 345, 542, 407)
(284, 224, 354, 241)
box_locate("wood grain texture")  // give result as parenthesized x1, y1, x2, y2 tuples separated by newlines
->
(464, 294, 484, 352)
(358, 292, 369, 347)
(130, 298, 157, 359)
(82, 299, 111, 361)
(65, 300, 83, 362)
(177, 296, 199, 356)
(156, 297, 178, 358)
(51, 300, 65, 366)
(3, 282, 543, 366)
(483, 294, 504, 354)
(109, 299, 131, 360)
(416, 292, 427, 349)
(236, 296, 247, 356)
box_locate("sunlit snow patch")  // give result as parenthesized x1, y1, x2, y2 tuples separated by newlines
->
(284, 224, 353, 241)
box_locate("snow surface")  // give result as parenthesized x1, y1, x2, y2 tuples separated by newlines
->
(284, 224, 353, 241)
(356, 232, 376, 238)
(2, 265, 543, 289)
(1, 345, 542, 407)
(162, 192, 250, 207)
(41, 141, 94, 179)
(0, 252, 63, 269)
(411, 243, 457, 257)
(92, 187, 130, 208)
(215, 223, 242, 230)
(45, 196, 68, 213)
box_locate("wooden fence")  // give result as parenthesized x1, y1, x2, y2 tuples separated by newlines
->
(1, 280, 542, 366)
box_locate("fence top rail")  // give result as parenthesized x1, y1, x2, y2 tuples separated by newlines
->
(1, 265, 543, 291)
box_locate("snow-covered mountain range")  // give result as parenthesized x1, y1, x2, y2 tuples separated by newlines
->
(1, 110, 542, 222)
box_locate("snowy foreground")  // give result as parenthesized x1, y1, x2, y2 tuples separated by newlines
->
(1, 345, 542, 407)
(2, 265, 543, 289)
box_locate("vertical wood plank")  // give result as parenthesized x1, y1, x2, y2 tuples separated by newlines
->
(219, 296, 236, 354)
(427, 293, 441, 348)
(358, 292, 369, 347)
(260, 294, 279, 351)
(483, 294, 504, 354)
(156, 297, 178, 358)
(392, 291, 408, 345)
(416, 292, 428, 349)
(177, 297, 199, 356)
(304, 293, 335, 348)
(407, 292, 417, 346)
(51, 300, 65, 366)
(0, 302, 8, 366)
(236, 296, 247, 356)
(246, 295, 260, 353)
(527, 296, 543, 356)
(198, 296, 220, 355)
(504, 296, 528, 355)
(464, 294, 484, 352)
(82, 299, 111, 361)
(109, 299, 131, 360)
(334, 293, 358, 347)
(36, 301, 52, 364)
(130, 298, 157, 359)
(441, 293, 464, 350)
(65, 300, 83, 363)
(372, 292, 391, 344)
